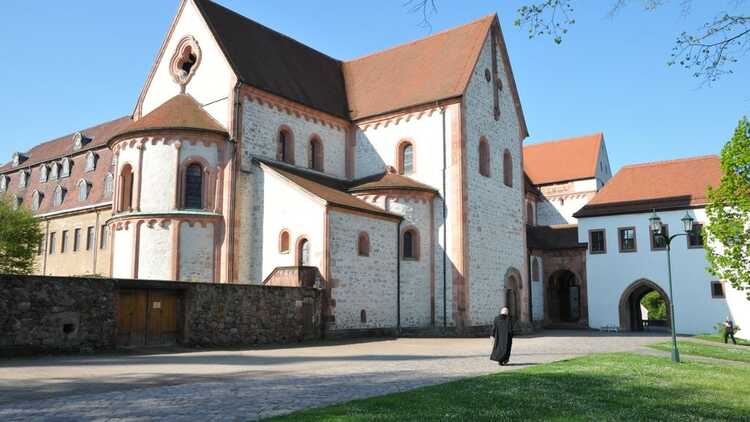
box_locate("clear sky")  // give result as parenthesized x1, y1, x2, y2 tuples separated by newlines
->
(1, 0, 748, 172)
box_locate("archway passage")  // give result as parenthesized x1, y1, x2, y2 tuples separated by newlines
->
(619, 279, 671, 332)
(546, 270, 581, 324)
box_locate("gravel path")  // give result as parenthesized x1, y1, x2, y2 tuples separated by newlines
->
(0, 330, 666, 421)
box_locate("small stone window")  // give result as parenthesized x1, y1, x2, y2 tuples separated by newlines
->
(360, 309, 367, 324)
(169, 36, 202, 88)
(710, 281, 725, 298)
(119, 165, 134, 212)
(85, 151, 97, 172)
(100, 225, 110, 250)
(184, 163, 204, 210)
(279, 230, 290, 254)
(309, 136, 324, 172)
(86, 226, 95, 251)
(53, 185, 65, 207)
(484, 68, 492, 82)
(478, 137, 491, 177)
(398, 141, 415, 175)
(502, 149, 513, 187)
(31, 190, 43, 212)
(276, 128, 294, 164)
(61, 158, 72, 178)
(402, 228, 420, 260)
(358, 232, 370, 257)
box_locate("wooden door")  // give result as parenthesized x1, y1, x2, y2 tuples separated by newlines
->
(146, 291, 181, 346)
(117, 289, 182, 347)
(117, 289, 147, 347)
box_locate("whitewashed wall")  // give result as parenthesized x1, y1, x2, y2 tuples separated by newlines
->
(328, 210, 398, 329)
(138, 222, 173, 280)
(140, 142, 177, 213)
(579, 208, 731, 334)
(530, 255, 545, 321)
(242, 98, 348, 178)
(179, 222, 215, 282)
(463, 33, 526, 325)
(537, 178, 599, 226)
(139, 0, 236, 128)
(112, 225, 134, 279)
(724, 284, 750, 340)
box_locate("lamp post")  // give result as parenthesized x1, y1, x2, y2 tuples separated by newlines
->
(648, 210, 695, 363)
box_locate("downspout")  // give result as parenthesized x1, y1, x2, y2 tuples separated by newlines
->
(93, 210, 100, 274)
(42, 219, 50, 275)
(397, 218, 402, 336)
(441, 106, 448, 329)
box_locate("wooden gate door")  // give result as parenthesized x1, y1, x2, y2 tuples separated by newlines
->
(117, 289, 182, 347)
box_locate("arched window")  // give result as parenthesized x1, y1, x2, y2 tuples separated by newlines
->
(184, 163, 203, 209)
(503, 149, 513, 187)
(50, 163, 59, 180)
(85, 152, 97, 172)
(78, 179, 90, 202)
(297, 238, 311, 266)
(119, 164, 134, 212)
(479, 138, 490, 177)
(358, 232, 370, 257)
(53, 185, 65, 207)
(40, 165, 48, 182)
(398, 141, 414, 175)
(279, 230, 290, 254)
(309, 137, 324, 172)
(31, 190, 43, 212)
(276, 128, 294, 164)
(19, 171, 29, 189)
(531, 258, 541, 281)
(61, 158, 71, 178)
(103, 173, 114, 199)
(402, 228, 419, 260)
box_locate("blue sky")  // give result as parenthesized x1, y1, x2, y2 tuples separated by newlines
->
(1, 0, 748, 172)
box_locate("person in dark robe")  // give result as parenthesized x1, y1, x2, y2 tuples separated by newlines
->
(490, 307, 513, 366)
(724, 317, 737, 345)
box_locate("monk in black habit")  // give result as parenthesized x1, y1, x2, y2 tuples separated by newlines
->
(490, 307, 513, 366)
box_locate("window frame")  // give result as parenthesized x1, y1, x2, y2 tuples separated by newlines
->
(502, 149, 513, 187)
(48, 232, 56, 255)
(397, 140, 415, 175)
(308, 136, 324, 172)
(401, 227, 420, 260)
(478, 137, 491, 177)
(61, 230, 69, 254)
(650, 224, 669, 251)
(73, 228, 81, 252)
(100, 225, 109, 250)
(357, 232, 370, 257)
(86, 226, 95, 251)
(588, 229, 607, 254)
(279, 229, 290, 254)
(618, 227, 637, 253)
(687, 222, 705, 249)
(710, 281, 725, 299)
(276, 127, 295, 165)
(183, 162, 204, 210)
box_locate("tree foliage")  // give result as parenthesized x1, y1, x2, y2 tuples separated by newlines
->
(705, 117, 750, 294)
(640, 290, 667, 320)
(0, 195, 44, 275)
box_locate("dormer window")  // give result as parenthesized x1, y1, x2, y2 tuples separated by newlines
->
(0, 175, 7, 192)
(11, 152, 27, 168)
(18, 170, 29, 189)
(72, 132, 90, 151)
(40, 165, 48, 182)
(61, 158, 71, 178)
(13, 196, 22, 209)
(53, 185, 65, 207)
(50, 162, 59, 180)
(85, 151, 97, 172)
(78, 179, 91, 202)
(169, 36, 201, 88)
(103, 172, 114, 199)
(31, 190, 43, 212)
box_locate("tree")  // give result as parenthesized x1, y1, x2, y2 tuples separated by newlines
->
(407, 1, 750, 84)
(640, 290, 667, 320)
(0, 195, 44, 275)
(705, 117, 750, 294)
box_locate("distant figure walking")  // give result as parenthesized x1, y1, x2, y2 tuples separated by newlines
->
(490, 307, 513, 366)
(724, 317, 737, 345)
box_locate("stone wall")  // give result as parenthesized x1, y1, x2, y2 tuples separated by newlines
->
(0, 275, 322, 356)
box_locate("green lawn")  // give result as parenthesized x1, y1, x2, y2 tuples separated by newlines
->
(649, 340, 750, 363)
(265, 354, 750, 421)
(695, 334, 750, 346)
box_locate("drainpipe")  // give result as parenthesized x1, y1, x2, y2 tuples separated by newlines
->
(441, 106, 448, 329)
(42, 219, 50, 275)
(396, 218, 402, 336)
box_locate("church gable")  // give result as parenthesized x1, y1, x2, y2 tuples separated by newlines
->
(135, 0, 236, 129)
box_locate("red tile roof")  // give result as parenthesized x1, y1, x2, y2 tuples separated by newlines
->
(523, 133, 603, 185)
(113, 94, 227, 142)
(349, 172, 437, 194)
(343, 15, 493, 120)
(575, 155, 721, 218)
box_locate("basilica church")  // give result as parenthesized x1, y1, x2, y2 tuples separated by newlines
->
(3, 0, 744, 337)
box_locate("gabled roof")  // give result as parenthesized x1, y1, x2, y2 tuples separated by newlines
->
(113, 94, 227, 143)
(523, 133, 603, 186)
(193, 0, 350, 119)
(574, 155, 721, 218)
(349, 171, 438, 194)
(258, 160, 401, 220)
(0, 117, 131, 174)
(343, 15, 494, 120)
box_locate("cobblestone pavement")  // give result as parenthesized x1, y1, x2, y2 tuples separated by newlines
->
(0, 331, 666, 421)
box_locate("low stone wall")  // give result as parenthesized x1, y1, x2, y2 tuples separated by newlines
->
(0, 275, 322, 356)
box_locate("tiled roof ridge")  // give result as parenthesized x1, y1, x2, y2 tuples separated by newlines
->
(194, 0, 341, 64)
(345, 13, 495, 63)
(524, 132, 603, 149)
(619, 154, 719, 170)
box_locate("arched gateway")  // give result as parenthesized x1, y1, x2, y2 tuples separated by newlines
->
(619, 279, 671, 332)
(545, 270, 582, 324)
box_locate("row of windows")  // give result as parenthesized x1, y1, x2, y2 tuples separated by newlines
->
(478, 138, 514, 187)
(117, 162, 204, 213)
(276, 128, 325, 172)
(23, 174, 114, 212)
(276, 228, 421, 261)
(588, 224, 704, 254)
(41, 225, 110, 256)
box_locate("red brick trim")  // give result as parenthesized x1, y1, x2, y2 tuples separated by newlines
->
(401, 226, 420, 261)
(395, 139, 416, 175)
(276, 125, 295, 165)
(279, 229, 291, 254)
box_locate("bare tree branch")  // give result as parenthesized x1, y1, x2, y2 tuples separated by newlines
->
(404, 0, 439, 31)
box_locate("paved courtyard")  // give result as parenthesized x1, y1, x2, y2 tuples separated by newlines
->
(0, 331, 666, 421)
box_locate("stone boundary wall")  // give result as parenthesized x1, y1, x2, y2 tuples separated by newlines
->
(0, 275, 322, 356)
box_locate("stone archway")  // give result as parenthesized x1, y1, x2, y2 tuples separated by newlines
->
(619, 279, 671, 332)
(545, 270, 582, 324)
(504, 267, 523, 322)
